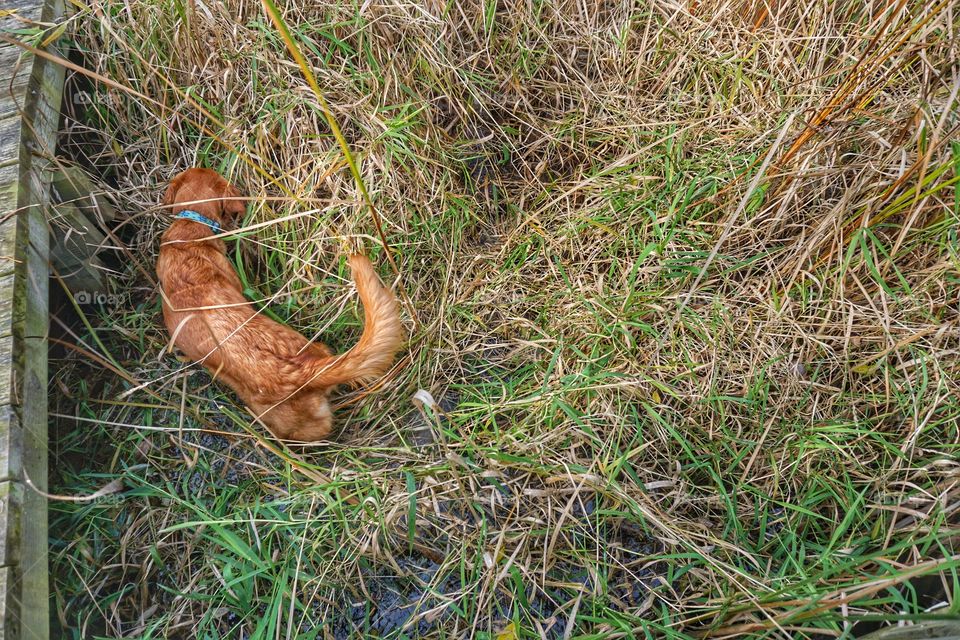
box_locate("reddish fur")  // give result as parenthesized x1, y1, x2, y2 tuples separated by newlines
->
(155, 168, 404, 441)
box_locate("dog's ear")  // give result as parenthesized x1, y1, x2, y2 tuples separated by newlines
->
(162, 172, 188, 209)
(221, 182, 247, 218)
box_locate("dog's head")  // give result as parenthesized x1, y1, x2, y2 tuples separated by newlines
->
(162, 168, 246, 223)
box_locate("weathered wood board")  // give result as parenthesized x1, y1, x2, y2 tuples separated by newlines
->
(0, 0, 66, 637)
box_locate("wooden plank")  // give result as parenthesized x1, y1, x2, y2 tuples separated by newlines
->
(0, 0, 46, 36)
(0, 173, 18, 280)
(0, 407, 21, 483)
(0, 482, 22, 568)
(0, 45, 31, 123)
(51, 167, 117, 224)
(49, 201, 107, 264)
(0, 0, 64, 637)
(0, 567, 17, 639)
(0, 26, 22, 634)
(0, 33, 31, 129)
(0, 274, 14, 445)
(13, 4, 63, 640)
(0, 334, 11, 410)
(0, 118, 23, 168)
(0, 269, 14, 429)
(50, 202, 106, 294)
(16, 246, 47, 640)
(0, 28, 26, 640)
(0, 271, 11, 330)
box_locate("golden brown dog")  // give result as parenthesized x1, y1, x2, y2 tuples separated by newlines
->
(156, 168, 403, 441)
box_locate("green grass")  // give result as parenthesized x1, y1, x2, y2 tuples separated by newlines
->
(18, 0, 960, 637)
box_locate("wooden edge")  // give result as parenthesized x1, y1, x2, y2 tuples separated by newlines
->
(0, 0, 66, 636)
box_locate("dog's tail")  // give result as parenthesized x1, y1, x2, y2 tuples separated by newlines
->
(306, 254, 404, 387)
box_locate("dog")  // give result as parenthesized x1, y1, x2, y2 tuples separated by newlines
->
(156, 168, 403, 441)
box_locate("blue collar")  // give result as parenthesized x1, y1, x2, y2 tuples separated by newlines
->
(174, 210, 222, 234)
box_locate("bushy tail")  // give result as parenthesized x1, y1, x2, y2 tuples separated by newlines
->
(306, 254, 404, 387)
